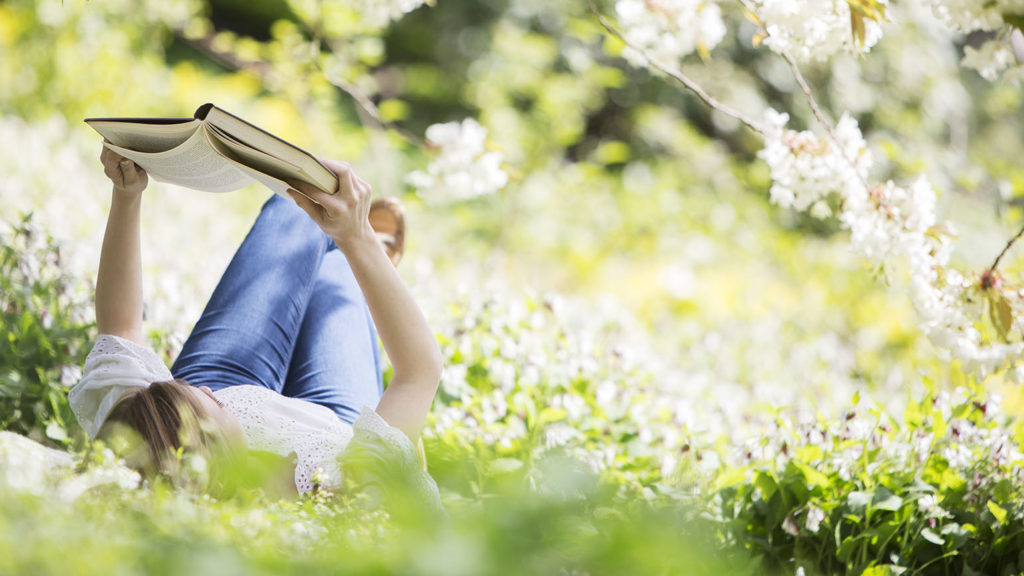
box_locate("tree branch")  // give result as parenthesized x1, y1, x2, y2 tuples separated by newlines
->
(990, 221, 1024, 274)
(172, 26, 425, 147)
(585, 0, 766, 134)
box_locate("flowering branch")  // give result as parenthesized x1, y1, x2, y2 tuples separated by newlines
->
(314, 65, 427, 147)
(172, 25, 425, 147)
(777, 48, 874, 195)
(585, 0, 766, 134)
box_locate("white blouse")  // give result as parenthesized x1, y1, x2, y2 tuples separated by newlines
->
(69, 335, 441, 505)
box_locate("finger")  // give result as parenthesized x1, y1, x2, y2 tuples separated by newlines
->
(120, 160, 145, 185)
(320, 159, 360, 202)
(354, 175, 372, 195)
(118, 160, 133, 183)
(319, 159, 349, 195)
(285, 178, 333, 207)
(286, 189, 324, 224)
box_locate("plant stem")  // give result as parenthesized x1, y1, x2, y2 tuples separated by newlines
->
(585, 0, 766, 135)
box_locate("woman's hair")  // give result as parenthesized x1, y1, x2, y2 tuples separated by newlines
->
(96, 379, 243, 493)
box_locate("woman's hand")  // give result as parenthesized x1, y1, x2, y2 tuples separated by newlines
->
(285, 160, 375, 251)
(100, 145, 148, 196)
(288, 160, 442, 442)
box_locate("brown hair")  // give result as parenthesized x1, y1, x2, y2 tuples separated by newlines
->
(96, 379, 243, 493)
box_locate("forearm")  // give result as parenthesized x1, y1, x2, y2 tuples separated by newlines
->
(94, 188, 144, 343)
(336, 234, 442, 438)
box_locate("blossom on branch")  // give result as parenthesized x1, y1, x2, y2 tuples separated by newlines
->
(759, 108, 1024, 378)
(757, 109, 871, 218)
(920, 0, 1024, 81)
(961, 38, 1021, 81)
(750, 0, 886, 61)
(407, 118, 508, 204)
(614, 0, 727, 66)
(348, 0, 432, 28)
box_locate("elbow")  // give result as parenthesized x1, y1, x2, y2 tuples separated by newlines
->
(392, 339, 444, 394)
(425, 340, 444, 392)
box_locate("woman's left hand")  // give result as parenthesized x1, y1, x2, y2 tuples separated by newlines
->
(285, 160, 375, 251)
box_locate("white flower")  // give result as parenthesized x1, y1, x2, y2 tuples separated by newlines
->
(752, 0, 885, 61)
(918, 494, 952, 519)
(961, 38, 1018, 81)
(758, 108, 871, 216)
(920, 0, 1007, 33)
(544, 423, 583, 448)
(805, 504, 826, 532)
(408, 119, 508, 204)
(349, 0, 430, 28)
(614, 0, 727, 67)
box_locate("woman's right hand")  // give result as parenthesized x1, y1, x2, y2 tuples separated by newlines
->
(285, 160, 376, 252)
(100, 144, 148, 196)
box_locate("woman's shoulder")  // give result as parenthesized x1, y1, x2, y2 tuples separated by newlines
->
(214, 386, 348, 429)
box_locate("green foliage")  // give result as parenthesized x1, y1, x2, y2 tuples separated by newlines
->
(714, 381, 1024, 575)
(0, 443, 760, 576)
(0, 215, 93, 445)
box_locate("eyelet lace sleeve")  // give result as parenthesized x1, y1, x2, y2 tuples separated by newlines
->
(343, 406, 445, 516)
(68, 334, 174, 439)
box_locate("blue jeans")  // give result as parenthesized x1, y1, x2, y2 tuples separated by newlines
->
(171, 193, 383, 424)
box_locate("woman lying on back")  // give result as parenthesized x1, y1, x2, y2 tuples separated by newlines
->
(69, 145, 442, 509)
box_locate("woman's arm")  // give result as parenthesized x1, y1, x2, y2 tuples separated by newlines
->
(95, 146, 148, 344)
(286, 163, 442, 442)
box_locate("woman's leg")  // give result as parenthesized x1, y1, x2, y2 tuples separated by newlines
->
(171, 194, 330, 393)
(281, 247, 384, 424)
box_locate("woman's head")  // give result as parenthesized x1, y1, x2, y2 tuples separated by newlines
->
(96, 379, 246, 492)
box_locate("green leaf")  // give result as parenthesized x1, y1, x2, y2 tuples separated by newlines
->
(754, 471, 778, 501)
(712, 466, 748, 491)
(378, 99, 410, 122)
(488, 458, 524, 474)
(1003, 14, 1024, 29)
(872, 488, 903, 512)
(538, 407, 567, 425)
(592, 141, 631, 165)
(988, 500, 1008, 525)
(793, 461, 829, 488)
(989, 294, 1014, 342)
(847, 490, 871, 515)
(849, 10, 867, 48)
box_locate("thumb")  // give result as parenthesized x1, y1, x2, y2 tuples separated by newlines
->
(286, 189, 323, 224)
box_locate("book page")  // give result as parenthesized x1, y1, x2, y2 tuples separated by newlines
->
(203, 106, 338, 194)
(85, 119, 200, 153)
(203, 135, 332, 204)
(102, 128, 252, 193)
(206, 124, 312, 186)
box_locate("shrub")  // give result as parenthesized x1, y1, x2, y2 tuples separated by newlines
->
(0, 214, 94, 445)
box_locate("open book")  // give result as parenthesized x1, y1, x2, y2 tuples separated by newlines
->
(84, 103, 338, 195)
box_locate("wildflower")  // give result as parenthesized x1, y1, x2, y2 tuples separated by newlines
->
(805, 505, 826, 533)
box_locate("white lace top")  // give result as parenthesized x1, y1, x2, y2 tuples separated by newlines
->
(69, 335, 442, 507)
